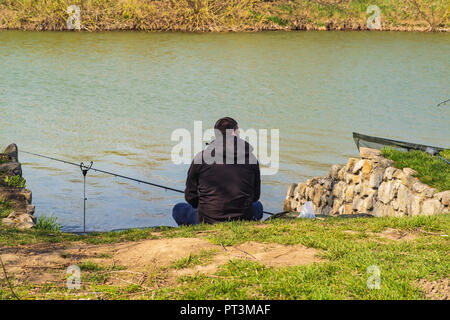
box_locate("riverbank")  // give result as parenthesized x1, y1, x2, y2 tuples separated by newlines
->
(1, 0, 449, 32)
(0, 214, 449, 299)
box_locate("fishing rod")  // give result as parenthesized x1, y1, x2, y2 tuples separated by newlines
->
(437, 98, 450, 107)
(21, 150, 280, 216)
(21, 150, 186, 194)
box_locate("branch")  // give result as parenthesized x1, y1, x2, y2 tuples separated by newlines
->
(0, 255, 20, 300)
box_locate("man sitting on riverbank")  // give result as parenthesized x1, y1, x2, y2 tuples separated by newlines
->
(172, 117, 263, 225)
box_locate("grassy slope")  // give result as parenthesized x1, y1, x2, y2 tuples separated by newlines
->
(0, 0, 449, 32)
(382, 147, 450, 192)
(1, 214, 449, 299)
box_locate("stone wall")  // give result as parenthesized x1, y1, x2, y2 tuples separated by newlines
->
(0, 144, 36, 229)
(284, 147, 449, 217)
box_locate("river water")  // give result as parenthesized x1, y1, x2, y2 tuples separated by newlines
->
(0, 31, 449, 231)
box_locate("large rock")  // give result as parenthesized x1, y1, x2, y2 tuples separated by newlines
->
(373, 202, 395, 217)
(360, 147, 382, 160)
(369, 168, 384, 188)
(356, 182, 373, 200)
(0, 188, 32, 206)
(2, 211, 36, 230)
(0, 162, 22, 177)
(379, 158, 394, 168)
(332, 181, 345, 198)
(400, 173, 417, 188)
(435, 191, 450, 206)
(330, 164, 343, 180)
(352, 196, 363, 211)
(383, 167, 396, 180)
(294, 183, 307, 199)
(403, 168, 418, 176)
(331, 199, 341, 215)
(313, 185, 324, 207)
(352, 160, 365, 174)
(0, 143, 35, 229)
(364, 192, 376, 212)
(320, 177, 332, 190)
(1, 217, 16, 227)
(343, 172, 354, 184)
(397, 184, 413, 214)
(344, 185, 354, 202)
(3, 143, 18, 162)
(346, 158, 359, 173)
(410, 195, 424, 216)
(378, 180, 397, 204)
(422, 199, 444, 216)
(361, 160, 372, 179)
(284, 198, 294, 211)
(286, 183, 297, 198)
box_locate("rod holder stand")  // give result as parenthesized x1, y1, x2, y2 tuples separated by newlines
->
(80, 161, 93, 233)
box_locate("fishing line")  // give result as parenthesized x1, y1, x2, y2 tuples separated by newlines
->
(21, 150, 187, 193)
(21, 150, 279, 216)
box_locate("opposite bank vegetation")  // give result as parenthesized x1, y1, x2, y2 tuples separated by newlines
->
(0, 0, 449, 32)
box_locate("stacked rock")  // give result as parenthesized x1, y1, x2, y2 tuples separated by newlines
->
(0, 144, 36, 229)
(284, 147, 449, 217)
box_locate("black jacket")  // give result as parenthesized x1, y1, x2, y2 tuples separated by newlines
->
(184, 136, 261, 224)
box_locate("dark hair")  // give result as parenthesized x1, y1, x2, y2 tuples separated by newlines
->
(214, 117, 238, 137)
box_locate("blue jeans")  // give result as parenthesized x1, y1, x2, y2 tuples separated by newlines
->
(172, 201, 264, 226)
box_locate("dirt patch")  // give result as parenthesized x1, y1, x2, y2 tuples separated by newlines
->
(375, 228, 420, 241)
(0, 238, 322, 288)
(0, 242, 116, 285)
(345, 228, 445, 242)
(417, 278, 449, 300)
(112, 238, 217, 270)
(176, 241, 321, 277)
(233, 242, 320, 267)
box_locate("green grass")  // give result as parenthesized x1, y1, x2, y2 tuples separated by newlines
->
(0, 199, 13, 220)
(35, 214, 61, 232)
(1, 214, 449, 299)
(441, 149, 450, 160)
(171, 249, 217, 270)
(266, 16, 288, 26)
(154, 216, 450, 300)
(3, 175, 26, 189)
(0, 224, 162, 246)
(0, 199, 14, 225)
(78, 260, 104, 272)
(382, 147, 450, 192)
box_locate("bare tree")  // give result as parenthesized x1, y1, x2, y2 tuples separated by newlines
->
(408, 0, 449, 31)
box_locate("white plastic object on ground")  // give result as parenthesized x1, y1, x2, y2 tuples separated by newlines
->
(298, 201, 316, 219)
